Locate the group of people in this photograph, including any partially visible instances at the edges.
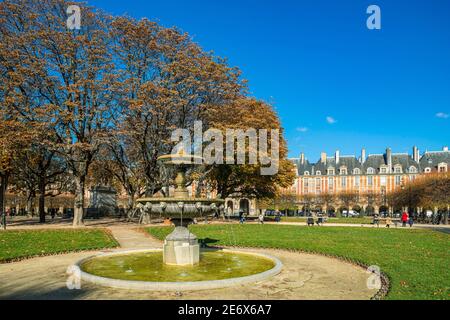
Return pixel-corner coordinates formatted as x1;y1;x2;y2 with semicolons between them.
238;210;281;224
306;213;325;226
373;211;414;228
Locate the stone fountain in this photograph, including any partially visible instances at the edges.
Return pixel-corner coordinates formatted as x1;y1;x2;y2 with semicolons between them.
74;149;282;291
136;150;224;266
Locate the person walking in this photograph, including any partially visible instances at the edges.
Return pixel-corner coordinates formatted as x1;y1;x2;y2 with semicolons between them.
239;210;245;224
275;210;281;223
258;213;264;224
373;213;380;228
385;216;392;228
408;213;414;228
401;211;408;227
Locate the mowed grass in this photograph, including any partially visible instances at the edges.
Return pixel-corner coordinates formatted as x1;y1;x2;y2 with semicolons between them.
147;224;450;300
277;216;373;224
0;229;118;263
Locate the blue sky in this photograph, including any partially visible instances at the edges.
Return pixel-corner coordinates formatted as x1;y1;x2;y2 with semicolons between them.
88;0;450;160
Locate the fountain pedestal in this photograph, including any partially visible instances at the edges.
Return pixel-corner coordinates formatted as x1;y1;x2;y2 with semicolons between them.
163;219;199;265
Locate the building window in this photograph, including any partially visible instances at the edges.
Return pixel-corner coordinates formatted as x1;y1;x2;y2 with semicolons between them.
316;171;321;176
303;178;309;193
409;166;417;173
327;168;335;175
309;178;314;193
424;167;431;173
380;167;387;174
328;177;334;191
380;176;387;186
304;171;310;176
355;176;360;187
438;163;447;172
367;167;374;174
316;178;321;193
394;166;402;174
341;177;347;188
395;175;401;186
353;168;361;175
368;176;373;186
340;167;347;175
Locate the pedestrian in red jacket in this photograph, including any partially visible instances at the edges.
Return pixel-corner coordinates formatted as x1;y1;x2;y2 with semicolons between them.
401;211;408;227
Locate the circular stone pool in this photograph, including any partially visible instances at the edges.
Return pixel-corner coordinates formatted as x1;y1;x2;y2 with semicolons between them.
76;249;282;291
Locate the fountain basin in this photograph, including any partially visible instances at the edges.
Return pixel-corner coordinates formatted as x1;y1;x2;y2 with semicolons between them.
75;248;282;291
136;198;225;219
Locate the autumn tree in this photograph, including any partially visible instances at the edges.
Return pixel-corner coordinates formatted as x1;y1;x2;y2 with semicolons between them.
317;192;335;213
337;191;359;216
0;0;120;226
110;16;244;197
0;0;296;225
203;98;296;199
390;173;450;224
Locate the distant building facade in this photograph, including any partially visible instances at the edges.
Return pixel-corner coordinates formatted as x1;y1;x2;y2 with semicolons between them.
286;146;449;214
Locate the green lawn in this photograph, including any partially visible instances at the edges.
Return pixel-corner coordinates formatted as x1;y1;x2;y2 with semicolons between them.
147;224;450;300
0;229;118;263
277;216;373;224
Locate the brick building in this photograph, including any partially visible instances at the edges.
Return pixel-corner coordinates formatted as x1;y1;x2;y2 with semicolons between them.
286;146;449;215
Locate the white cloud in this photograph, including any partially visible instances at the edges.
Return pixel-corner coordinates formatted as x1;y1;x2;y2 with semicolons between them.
326;116;337;124
436;112;449;119
296;127;308;132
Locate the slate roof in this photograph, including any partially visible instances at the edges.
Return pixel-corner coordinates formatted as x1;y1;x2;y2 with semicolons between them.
391;153;420;173
290;158;313;175
363;154;385;173
419;151;450;172
292;148;449;176
292;151;433;176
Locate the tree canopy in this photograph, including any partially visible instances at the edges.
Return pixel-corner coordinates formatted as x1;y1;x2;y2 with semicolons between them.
0;0;295;225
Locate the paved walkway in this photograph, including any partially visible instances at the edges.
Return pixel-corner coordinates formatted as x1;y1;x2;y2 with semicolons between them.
0;226;379;300
107;226;162;249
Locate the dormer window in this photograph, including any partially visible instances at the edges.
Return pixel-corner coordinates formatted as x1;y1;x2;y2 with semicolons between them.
367;167;375;174
304;171;310;176
424;167;431;173
409;166;417;173
353;168;361;175
380;167;387;174
394;166;402;174
316;171;321;176
340;167;347;175
438;163;447;172
327;168;335;175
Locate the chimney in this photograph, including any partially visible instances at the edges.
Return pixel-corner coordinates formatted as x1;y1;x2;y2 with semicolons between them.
386;147;392;170
413;146;420;162
300;153;305;165
361;148;366;164
335;150;340;165
444;146;449;152
320;152;327;164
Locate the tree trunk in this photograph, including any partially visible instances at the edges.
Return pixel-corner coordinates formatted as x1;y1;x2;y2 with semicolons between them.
38;178;46;223
0;174;8;229
73;175;85;227
126;193;135;215
26;191;35;217
444;207;449;225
